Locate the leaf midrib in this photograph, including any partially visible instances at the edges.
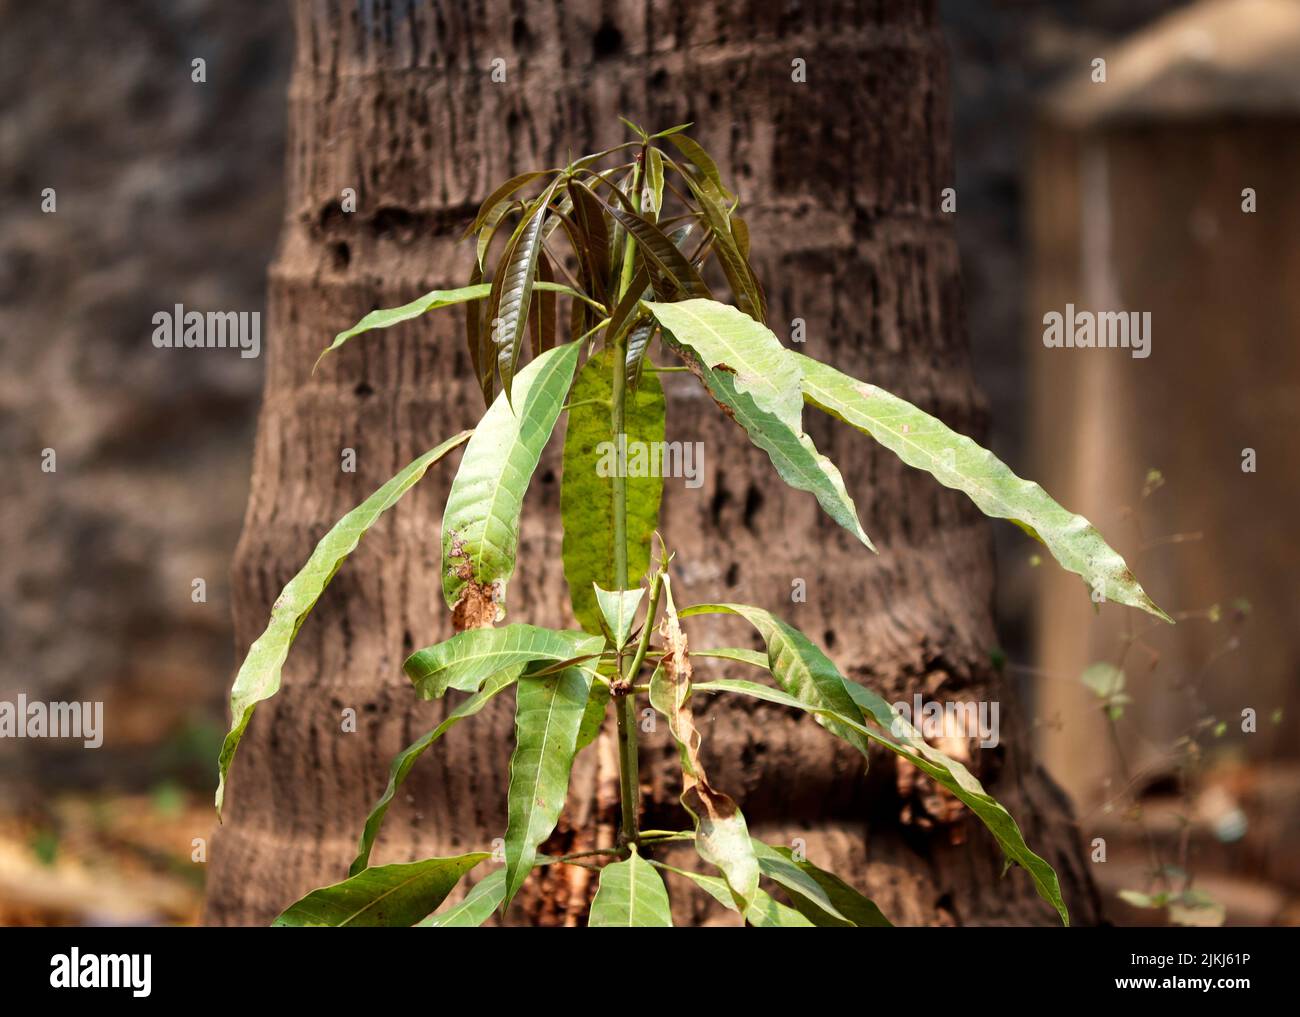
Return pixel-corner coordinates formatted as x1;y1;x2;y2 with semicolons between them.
662;301;790;412
469;346;569;589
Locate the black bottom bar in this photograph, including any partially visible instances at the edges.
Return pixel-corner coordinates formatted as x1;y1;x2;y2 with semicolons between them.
0;925;1293;1004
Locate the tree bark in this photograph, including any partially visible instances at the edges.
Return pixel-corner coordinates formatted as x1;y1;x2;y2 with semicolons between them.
205;0;1100;927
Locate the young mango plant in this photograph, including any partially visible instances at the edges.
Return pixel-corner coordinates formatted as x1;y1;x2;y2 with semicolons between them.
216;121;1170;928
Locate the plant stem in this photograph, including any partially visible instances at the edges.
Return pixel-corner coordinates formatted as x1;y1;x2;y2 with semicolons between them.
550;847;624;865
574;315;612;347
613;693;639;845
610;151;645;846
626;560;667;680
637;831;694;844
561;398;609;413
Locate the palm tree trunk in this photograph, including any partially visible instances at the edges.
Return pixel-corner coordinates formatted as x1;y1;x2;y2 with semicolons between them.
205;0;1100;927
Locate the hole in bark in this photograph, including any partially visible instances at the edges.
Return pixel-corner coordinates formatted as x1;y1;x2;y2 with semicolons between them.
742;482;764;531
370;207;416;236
318;203;346;231
540;468;556;484
331;241;351;270
824;629;837;649
709;483;731;525
592;19;623;59
650;68;668;90
725;562;739;586
511;16;534;54
354;381;374;398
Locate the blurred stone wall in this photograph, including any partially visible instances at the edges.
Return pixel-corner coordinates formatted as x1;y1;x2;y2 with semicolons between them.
940;0;1187;649
0;0;290;791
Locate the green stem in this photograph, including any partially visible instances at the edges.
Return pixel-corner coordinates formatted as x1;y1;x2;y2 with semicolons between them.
611;151;645;846
613;691;639;845
534;281;607;316
637;831;694;844
626;560;667;681
575;315;612;347
561;398;609;413
550;847;625;865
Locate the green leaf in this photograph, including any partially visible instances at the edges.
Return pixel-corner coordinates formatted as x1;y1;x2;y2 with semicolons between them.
656;863;813;927
419;868;506;927
273;853;488;927
749;839;851;924
560;347;665;633
403;624;604;700
215;431;471;817
624;320;657;388
744;887;818;927
648;302;871;550
618;116;650;141
681;604;871;761
1118;889;1163;909
492;179;562;399
604;167;636;282
797;354;1171;623
461;170;549;240
667;222;698;259
692;678;805;711
317;278;585;372
646;299;800;427
686;608;1068;924
847;678;1070;924
587;185;710;299
651;122;694;139
350;668;519;875
643;147;665;220
503;667;593;907
1081;663;1125;699
679;178;765;321
316;285;490;369
768;847;893;927
543;187;576;244
685;603;1067;924
708;361;870;548
731;214;751;258
476;200;514;272
575;681;611;752
464;263;494;408
594;585;645;650
588;851;673;927
566;179;612;307
442;341;581;624
665;134;733;202
692;648;771;670
527;249;558;357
